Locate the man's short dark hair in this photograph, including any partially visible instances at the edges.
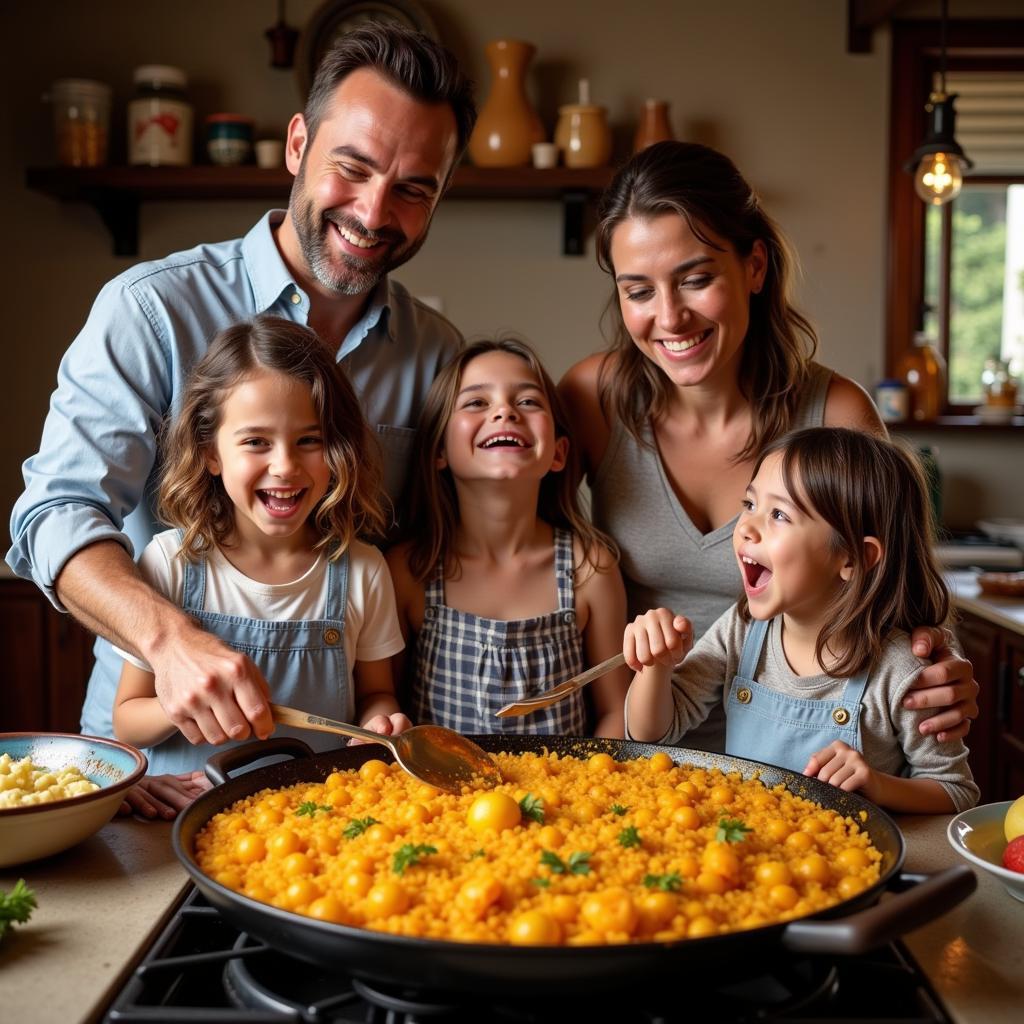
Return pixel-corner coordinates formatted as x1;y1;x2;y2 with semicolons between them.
304;24;476;160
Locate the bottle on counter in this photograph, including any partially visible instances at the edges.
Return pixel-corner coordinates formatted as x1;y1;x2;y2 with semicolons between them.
899;331;947;422
128;65;193;166
48;78;111;167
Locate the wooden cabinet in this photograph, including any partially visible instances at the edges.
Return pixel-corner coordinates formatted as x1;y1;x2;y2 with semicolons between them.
956;608;1024;803
0;579;95;733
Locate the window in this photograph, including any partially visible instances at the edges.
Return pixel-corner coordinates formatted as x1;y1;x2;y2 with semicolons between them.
887;20;1024;415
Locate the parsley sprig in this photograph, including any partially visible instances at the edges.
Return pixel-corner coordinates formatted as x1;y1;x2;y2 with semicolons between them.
295;801;332;817
342;816;379;839
716;818;753;843
643;872;683;892
518;793;545;824
540;849;592;875
0;880;37;942
393;843;437;875
618;826;642;848
609;803;629;816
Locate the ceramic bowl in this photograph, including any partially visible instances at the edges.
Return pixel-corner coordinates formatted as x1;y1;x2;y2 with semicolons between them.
947;800;1024;903
0;733;147;868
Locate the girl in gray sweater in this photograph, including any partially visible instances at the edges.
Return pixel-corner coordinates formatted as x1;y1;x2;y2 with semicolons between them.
625;427;978;814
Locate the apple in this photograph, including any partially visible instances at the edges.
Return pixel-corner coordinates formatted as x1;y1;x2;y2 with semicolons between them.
1005;794;1024;842
1002;835;1024;875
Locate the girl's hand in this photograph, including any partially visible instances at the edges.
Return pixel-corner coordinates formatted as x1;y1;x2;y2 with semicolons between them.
117;771;212;819
351;712;414;743
803;741;872;793
904;627;979;741
623;609;692;672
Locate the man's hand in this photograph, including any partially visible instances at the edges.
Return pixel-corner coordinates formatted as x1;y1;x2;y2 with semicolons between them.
803;741;872;794
904;626;979;742
149;625;274;745
117;771;212;819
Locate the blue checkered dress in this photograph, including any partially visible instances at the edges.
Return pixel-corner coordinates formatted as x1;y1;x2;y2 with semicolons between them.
411;528;588;735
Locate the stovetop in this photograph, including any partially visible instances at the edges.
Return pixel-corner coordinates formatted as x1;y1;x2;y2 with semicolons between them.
103;887;952;1023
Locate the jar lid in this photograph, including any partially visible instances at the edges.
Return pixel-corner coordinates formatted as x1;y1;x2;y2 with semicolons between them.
49;78;112;100
558;103;605;114
206;113;254;124
133;64;188;88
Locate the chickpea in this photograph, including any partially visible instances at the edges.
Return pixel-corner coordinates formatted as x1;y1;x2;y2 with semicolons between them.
649;752;674;773
769;884;799;910
365;881;409;917
283;878;319;910
537;825;563;849
672;806;701;830
233;832;266;864
754;861;792;887
359;759;390;782
307;895;347;924
581;888;638;936
637;891;677;933
342;870;374;899
835;847;871;872
794;854;831;884
784;830;815;853
282;852;313;878
587;753;617;773
467;792;522;833
267;829;303;858
509;911;562;945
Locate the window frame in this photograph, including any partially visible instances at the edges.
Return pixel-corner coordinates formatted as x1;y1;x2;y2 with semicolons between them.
886;18;1024;416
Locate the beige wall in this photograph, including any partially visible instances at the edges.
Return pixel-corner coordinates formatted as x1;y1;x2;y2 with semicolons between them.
3;0;1021;544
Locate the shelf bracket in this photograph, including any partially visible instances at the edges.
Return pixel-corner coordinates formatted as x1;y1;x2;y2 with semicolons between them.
562;191;588;257
92;195;140;257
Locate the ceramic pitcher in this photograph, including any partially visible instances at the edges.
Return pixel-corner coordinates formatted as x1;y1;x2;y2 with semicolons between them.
468;40;544;167
633;99;674;152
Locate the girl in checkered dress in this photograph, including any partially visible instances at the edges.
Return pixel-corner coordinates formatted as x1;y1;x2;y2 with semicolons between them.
387;338;632;737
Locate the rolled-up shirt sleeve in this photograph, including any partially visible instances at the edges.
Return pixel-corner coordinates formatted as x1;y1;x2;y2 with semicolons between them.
7;278;173;608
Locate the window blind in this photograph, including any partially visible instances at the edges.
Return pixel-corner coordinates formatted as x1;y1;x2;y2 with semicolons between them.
938;72;1024;175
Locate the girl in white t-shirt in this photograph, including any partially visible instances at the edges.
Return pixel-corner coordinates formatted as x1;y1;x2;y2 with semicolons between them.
113;315;407;791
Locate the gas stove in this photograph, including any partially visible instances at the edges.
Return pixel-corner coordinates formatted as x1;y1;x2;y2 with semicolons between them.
102;887;951;1023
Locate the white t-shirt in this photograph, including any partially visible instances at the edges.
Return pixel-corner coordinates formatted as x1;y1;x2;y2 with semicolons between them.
117;530;404;713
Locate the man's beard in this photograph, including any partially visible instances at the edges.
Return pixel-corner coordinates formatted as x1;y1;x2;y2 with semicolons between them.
290;164;427;296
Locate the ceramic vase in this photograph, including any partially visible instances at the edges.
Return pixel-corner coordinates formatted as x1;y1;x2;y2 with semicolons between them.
468;40;544;167
633;99;673;152
555;104;612;168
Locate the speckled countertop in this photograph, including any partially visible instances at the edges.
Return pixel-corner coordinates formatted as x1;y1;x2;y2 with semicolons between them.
0;814;1021;1023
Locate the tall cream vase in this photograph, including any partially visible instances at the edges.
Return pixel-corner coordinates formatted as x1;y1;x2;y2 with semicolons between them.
468;40;544;167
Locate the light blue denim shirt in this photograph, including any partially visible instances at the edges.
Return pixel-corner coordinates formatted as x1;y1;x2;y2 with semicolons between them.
7;209;461;738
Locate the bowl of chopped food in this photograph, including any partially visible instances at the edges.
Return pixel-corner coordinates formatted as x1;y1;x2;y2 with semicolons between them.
0;733;147;867
947;801;1024;903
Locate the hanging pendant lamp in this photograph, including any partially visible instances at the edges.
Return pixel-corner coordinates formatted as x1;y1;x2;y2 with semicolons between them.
903;0;973;206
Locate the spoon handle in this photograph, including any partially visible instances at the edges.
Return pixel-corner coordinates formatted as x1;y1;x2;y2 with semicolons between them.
270;703;393;750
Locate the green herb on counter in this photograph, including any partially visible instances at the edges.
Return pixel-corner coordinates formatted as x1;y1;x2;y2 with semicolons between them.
0;880;37;941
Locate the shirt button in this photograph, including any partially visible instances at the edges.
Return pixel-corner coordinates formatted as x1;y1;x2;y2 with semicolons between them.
324;628;341;645
562;611;575;625
290;292;301;304
832;707;850;725
736;687;752;705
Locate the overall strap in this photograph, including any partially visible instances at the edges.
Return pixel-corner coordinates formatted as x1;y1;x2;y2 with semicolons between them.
839;664;871;708
424;560;446;606
325;547;350;624
736;617;771;680
553;528;575;611
178;529;207;611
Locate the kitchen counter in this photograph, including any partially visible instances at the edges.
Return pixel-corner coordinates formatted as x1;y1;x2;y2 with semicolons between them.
948;569;1024;636
1;813;1022;1023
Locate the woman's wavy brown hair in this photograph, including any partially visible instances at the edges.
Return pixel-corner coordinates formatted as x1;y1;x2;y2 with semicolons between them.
595;140;817;463
739;427;950;676
403;337;618;582
158;315;386;561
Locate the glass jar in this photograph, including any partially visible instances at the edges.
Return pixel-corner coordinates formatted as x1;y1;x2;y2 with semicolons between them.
128;65;193;166
49;78;111;167
898;332;947;422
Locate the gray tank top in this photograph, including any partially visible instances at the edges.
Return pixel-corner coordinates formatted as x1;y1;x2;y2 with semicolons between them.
591;361;833;751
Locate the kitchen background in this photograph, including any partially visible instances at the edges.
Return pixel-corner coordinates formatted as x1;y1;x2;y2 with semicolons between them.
2;0;1022;538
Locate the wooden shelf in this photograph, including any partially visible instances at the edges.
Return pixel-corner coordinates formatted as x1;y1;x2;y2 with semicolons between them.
26;164;615;257
889;415;1024;432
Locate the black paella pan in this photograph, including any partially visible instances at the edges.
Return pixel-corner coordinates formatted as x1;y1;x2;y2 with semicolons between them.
173;735;975;996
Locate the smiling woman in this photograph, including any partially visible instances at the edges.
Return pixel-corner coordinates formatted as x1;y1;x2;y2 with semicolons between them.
559;140;980;756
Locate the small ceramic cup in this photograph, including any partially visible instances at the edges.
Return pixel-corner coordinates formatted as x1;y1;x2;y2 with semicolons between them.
206;113;254;166
255;138;285;169
531;142;559;169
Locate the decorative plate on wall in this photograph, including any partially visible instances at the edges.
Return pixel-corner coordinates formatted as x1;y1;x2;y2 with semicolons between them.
295;0;441;99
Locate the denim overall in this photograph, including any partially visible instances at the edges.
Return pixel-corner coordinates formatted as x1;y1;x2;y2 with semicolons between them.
144;544;352;775
724;618;869;773
412;528;587;735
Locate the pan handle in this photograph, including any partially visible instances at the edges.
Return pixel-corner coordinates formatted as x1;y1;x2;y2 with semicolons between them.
781;865;976;955
205;737;315;786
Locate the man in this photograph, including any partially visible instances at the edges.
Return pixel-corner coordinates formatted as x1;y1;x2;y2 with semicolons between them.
7;25;476;814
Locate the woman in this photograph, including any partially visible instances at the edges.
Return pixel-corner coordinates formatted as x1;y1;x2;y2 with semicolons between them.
559;141;977;753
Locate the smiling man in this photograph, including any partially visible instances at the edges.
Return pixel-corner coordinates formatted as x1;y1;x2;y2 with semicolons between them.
7;26;475;815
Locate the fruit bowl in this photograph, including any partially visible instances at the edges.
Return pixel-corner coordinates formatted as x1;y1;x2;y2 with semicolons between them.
947;801;1024;903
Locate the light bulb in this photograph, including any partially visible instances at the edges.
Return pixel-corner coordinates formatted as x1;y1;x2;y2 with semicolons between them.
913;151;965;205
